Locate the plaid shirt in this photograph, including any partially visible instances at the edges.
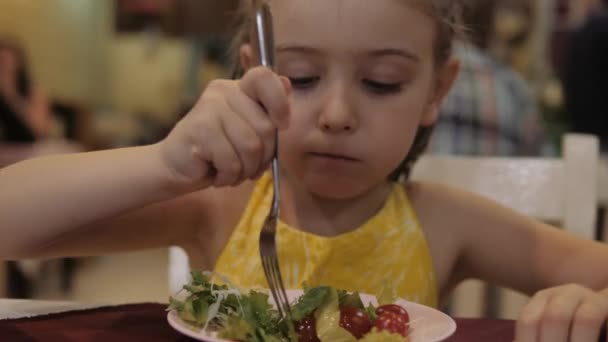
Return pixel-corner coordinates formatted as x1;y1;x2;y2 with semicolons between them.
429;43;545;156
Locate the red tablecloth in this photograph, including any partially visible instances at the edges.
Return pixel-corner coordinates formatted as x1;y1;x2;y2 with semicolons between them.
0;303;515;341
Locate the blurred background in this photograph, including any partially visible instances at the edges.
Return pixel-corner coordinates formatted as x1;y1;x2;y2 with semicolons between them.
0;0;607;318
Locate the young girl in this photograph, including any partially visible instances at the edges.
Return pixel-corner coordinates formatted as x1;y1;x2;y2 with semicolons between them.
1;1;608;341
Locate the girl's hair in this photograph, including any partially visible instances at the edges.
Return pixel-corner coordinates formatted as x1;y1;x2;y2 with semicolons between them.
229;0;463;181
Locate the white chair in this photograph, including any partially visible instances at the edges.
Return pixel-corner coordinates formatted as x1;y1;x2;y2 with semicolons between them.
168;246;191;295
410;133;600;319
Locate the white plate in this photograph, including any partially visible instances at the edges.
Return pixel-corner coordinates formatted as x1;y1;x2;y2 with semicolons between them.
167;290;456;342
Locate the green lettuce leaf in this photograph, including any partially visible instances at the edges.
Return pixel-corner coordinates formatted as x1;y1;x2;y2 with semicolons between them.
291;286;330;321
241;291;280;333
191;270;208;286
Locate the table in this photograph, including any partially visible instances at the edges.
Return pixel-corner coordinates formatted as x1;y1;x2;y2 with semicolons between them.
0;300;515;341
0;299;104;320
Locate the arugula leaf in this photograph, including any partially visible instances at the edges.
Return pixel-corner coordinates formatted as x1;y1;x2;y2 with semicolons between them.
179;298;197;323
339;291;365;310
183;284;207;293
168;297;184;311
192;296;210;324
220;293;241;315
191;271;208;286
241;291;278;331
279;319;299;342
263;335;287;342
365;303;377;321
291;286;330;321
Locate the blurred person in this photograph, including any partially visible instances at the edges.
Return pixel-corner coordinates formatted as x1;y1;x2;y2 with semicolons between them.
564;0;608;245
563;0;608;152
428;0;549;318
0;38;52;143
0;38;58;299
429;0;547;156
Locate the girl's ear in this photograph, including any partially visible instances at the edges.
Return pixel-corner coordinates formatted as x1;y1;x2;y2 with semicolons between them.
420;57;461;126
239;44;256;71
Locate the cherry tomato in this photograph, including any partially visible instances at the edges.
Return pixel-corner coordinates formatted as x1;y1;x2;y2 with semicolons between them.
376;304;410;323
295;315;320;342
339;307;373;339
373;312;409;337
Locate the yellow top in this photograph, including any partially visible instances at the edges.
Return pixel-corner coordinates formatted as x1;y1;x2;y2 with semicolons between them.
214;174;438;307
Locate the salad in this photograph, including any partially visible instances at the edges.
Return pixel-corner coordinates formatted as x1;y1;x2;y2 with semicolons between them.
168;271;411;342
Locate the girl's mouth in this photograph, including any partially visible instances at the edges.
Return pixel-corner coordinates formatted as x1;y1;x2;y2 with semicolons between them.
309;152;358;162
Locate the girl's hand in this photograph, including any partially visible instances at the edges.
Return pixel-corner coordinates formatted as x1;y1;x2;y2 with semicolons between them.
516;284;608;342
159;66;291;191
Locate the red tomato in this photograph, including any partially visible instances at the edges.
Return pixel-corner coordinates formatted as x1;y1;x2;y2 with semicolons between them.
339;307;373;339
376;304;410;323
295;315;320;342
373;312;409;337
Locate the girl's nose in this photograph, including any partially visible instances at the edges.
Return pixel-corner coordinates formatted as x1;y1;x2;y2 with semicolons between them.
317;84;358;133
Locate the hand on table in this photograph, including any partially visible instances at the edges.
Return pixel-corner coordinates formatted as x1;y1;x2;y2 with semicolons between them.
515;284;608;342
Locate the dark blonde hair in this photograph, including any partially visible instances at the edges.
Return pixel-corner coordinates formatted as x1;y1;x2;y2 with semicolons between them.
228;0;463;181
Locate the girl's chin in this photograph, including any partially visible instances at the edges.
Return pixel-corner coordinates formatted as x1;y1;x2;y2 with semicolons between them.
297;173;380;200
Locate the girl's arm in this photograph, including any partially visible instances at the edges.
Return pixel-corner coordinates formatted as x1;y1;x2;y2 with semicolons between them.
462;192;608;294
423;182;608;294
0;67;290;261
0;144;192;259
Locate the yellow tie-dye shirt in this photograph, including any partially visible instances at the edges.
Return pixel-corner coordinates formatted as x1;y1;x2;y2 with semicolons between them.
214;174;438;308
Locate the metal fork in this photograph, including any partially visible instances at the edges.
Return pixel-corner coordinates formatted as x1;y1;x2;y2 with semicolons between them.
255;2;292;321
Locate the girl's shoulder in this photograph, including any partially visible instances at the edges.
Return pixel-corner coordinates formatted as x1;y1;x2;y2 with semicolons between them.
403;180;538;290
403;181;478;291
405;180;503;220
404;180;522;236
405;180;474;218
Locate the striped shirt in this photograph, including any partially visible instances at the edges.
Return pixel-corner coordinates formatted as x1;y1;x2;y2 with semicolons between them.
429;43;546;156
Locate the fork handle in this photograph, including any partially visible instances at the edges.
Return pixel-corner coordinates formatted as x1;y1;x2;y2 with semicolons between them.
255;4;275;69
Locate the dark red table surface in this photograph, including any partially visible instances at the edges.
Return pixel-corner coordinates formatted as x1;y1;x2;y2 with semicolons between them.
0;303;515;342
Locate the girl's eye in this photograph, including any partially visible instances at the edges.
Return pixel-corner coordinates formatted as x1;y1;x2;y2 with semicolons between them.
288;77;320;89
363;79;403;94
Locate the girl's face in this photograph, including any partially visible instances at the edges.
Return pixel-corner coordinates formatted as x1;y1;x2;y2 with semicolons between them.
243;0;459;199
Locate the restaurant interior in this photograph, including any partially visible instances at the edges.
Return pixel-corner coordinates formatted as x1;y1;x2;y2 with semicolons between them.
0;0;607;334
